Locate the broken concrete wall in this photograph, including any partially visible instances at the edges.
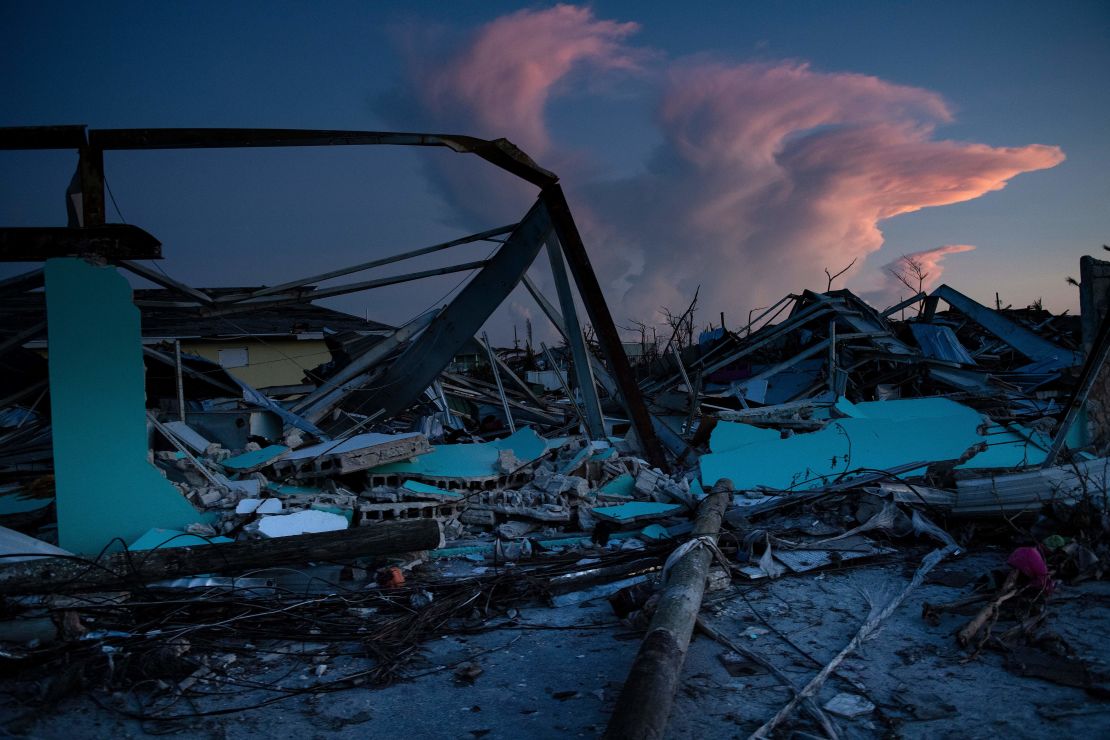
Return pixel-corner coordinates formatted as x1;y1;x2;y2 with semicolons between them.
45;258;200;554
1081;255;1110;452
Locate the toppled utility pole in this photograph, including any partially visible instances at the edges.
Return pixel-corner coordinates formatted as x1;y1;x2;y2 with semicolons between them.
605;479;733;740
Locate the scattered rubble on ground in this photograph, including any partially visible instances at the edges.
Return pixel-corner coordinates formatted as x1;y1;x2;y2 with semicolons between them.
0;127;1108;738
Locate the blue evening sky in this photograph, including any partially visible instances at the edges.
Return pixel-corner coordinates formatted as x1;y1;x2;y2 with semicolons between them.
1;1;1107;336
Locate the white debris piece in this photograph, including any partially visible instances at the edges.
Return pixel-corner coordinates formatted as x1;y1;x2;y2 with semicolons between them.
258;510;347;538
257;497;282;514
236;498;282;515
216;474;261;496
497;448;523;474
0;525;73;563
824;693;875;718
634;468;663;497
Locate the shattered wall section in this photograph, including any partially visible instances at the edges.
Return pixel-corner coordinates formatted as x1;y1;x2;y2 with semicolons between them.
1081;256;1110;453
45;258;200;554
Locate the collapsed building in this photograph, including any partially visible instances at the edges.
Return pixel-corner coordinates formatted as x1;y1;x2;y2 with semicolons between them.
0;126;1107;738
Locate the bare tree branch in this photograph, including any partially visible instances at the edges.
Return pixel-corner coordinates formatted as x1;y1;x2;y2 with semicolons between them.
824;258;858;291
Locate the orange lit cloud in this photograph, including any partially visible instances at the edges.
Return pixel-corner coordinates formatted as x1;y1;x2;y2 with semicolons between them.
383;6;1066;329
412;4;643;158
386;4;646;225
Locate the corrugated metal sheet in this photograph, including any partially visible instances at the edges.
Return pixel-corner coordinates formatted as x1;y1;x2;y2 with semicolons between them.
909;323;976;364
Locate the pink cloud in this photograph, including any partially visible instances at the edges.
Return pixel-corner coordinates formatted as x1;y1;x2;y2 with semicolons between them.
386;4;646;229
591;61;1064;320
383;7;1066;332
413;4;644;158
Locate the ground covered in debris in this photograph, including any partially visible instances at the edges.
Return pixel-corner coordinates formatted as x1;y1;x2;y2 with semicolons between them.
3;550;1107;739
4;220;1110;738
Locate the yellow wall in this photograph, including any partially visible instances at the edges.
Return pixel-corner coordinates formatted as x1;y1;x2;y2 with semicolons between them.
180;338;332;388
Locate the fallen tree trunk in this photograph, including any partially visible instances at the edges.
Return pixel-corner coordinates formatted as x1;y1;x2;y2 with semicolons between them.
604;480;733;740
0;518;443;595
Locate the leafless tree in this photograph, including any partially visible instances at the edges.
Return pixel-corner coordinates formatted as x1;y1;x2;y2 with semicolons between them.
660;286;700;352
883;254;931;316
619;319;653;367
886;254;929;294
824;258;858;291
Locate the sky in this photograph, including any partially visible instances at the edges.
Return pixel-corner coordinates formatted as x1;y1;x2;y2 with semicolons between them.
2;1;1108;343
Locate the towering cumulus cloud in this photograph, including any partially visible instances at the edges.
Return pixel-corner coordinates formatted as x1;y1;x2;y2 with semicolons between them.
388;5;647;223
603;61;1063;318
415;4;642;158
385;4;1065;329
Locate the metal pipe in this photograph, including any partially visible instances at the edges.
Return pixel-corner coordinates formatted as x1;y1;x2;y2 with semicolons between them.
482;332;515;433
544;236;606;440
174;339;186;422
541;341;587;431
239;224;517;301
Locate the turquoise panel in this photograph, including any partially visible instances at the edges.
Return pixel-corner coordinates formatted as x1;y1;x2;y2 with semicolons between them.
701;402;987;491
600;473;636;498
45;258;201;554
222;445;288;471
372;427;548;479
402;480;462;498
592;501;682;523
709;422;780;453
129;527;232;551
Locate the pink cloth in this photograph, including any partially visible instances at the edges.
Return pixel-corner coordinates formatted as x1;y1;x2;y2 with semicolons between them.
1007;546;1054;594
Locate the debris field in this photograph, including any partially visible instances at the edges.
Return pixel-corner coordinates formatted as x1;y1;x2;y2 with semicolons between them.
0;126;1107;738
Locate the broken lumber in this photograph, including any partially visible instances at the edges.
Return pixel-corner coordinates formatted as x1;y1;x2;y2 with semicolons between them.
696;616;840;740
0;518;442;595
957;569;1020;648
749;543;958;739
604;480;732;740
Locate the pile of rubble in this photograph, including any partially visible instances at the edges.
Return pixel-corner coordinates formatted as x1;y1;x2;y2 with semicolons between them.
1;126;1107;738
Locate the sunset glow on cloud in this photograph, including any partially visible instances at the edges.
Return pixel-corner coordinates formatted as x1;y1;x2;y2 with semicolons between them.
389;4;1066;327
412;4;644;158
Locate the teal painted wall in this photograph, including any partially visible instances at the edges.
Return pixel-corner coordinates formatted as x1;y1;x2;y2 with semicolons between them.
45;258;200;554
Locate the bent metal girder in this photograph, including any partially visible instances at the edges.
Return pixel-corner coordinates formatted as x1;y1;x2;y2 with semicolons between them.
0;126;667;469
